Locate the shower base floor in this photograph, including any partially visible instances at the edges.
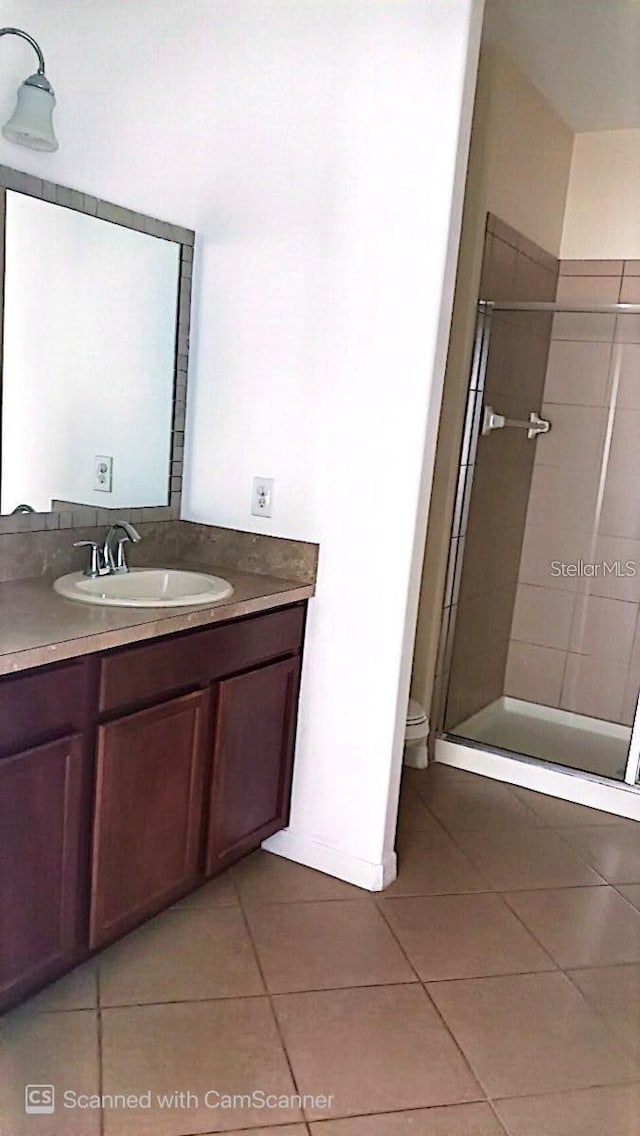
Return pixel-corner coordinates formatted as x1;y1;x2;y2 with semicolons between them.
450;696;631;781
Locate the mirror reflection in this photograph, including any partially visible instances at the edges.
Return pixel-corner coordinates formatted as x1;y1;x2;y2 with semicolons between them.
1;190;181;514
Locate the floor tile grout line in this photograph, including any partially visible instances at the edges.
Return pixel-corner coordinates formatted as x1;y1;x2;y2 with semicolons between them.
495;890;575;972
610;882;640;910
564;959;640;974
483;1077;640;1105
487;1097;512;1135
375;890;558;982
236;888;307;1122
420;982;494;1104
419;797;610;891
486;1071;640;1103
403;796;518;894
410;773;550;828
372;893;428;986
561;965;640;1065
301;1097;490;1127
377;892;545;1109
547;823;619;882
371;843;491;1101
96;963;105;1136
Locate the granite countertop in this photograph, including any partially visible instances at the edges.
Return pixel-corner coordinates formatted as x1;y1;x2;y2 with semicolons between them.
0;561;313;676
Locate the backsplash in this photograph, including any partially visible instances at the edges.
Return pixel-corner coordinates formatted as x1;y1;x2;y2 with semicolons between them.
0;520;318;587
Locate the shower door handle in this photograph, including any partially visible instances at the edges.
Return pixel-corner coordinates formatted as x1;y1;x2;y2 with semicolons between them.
482;405;551;440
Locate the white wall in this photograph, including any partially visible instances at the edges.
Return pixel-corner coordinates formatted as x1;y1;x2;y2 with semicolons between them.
562;129;640;259
2;192;177;513
0;0;481;889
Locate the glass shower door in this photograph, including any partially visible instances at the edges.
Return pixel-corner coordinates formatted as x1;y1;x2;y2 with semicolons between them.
442;301;640;785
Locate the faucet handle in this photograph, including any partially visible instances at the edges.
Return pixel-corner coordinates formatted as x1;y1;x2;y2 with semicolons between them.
73;540;103;578
112;534;134;572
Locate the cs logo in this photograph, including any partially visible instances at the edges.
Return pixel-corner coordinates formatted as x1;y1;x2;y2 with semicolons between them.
25;1085;55;1114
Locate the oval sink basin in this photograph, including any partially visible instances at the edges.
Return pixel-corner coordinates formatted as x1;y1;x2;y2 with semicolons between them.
54;568;234;608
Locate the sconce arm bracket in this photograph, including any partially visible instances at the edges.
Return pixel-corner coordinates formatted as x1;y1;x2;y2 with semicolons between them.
0;27;46;75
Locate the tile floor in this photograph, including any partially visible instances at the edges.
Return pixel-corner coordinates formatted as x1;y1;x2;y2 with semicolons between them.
3;763;640;1134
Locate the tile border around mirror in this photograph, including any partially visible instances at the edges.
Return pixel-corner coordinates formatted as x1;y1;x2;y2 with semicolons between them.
0;163;195;535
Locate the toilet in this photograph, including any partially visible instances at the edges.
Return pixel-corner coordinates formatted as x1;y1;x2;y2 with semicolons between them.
404;698;429;769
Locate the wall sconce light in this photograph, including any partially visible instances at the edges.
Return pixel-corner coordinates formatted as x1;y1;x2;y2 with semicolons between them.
0;27;57;152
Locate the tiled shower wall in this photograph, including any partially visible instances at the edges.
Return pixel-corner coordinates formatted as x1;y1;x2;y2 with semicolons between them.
505;259;640;726
442;216;558;730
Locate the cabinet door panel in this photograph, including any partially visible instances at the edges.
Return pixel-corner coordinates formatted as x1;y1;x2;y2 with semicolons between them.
90;690;207;949
206;657;300;874
0;735;84;1006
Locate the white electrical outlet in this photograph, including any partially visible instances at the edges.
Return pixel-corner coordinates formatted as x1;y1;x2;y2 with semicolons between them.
251;477;274;518
94;455;113;493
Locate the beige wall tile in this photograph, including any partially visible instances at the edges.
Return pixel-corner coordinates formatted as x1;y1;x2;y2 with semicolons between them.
450;592;514;666
513;254;557;302
458;520;525;601
518;523;586;592
608;410;640;478
560;260;624;276
599;473;640;540
505;641;566;705
481;234;517;298
444;644;509;728
511;583;575;650
535;404;607;471
526;463;599;535
622;671;640;726
552;312;616;341
543;340;612;406
619;276;640;303
616;343;640;409
556;275;621;304
569;594;637;661
615;314;640;343
561;653;628;722
584;535;640;602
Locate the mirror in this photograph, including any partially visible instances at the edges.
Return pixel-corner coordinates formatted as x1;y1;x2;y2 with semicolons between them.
0;174;191;520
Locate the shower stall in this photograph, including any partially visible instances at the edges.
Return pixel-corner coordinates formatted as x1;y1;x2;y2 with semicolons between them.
435;286;640;819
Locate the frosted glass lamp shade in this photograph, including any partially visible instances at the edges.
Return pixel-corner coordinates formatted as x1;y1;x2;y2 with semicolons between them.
3;73;58;152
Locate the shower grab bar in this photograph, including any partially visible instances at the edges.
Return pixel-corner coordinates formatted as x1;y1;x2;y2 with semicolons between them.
482;405;551;440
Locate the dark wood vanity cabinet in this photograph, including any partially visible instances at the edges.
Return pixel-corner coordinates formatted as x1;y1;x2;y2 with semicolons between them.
0;602;306;1008
206;656;301;874
90;690;209;949
0;736;85;1004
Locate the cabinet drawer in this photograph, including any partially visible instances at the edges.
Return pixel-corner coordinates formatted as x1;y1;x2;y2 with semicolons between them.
99;605;305;713
0;660;92;758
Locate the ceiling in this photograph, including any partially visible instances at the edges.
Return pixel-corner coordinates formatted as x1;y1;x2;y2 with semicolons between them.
483;0;640;132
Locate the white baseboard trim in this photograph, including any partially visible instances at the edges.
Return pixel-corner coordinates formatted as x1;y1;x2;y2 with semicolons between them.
262;828;397;892
436;737;640;821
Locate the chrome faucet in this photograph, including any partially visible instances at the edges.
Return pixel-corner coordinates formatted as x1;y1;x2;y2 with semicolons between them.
103;521;142;574
74;520;142;578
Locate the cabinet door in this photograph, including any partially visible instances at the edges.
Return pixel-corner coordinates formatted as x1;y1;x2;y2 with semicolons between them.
90;690;207;949
0;735;84;1007
206;657;301;874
